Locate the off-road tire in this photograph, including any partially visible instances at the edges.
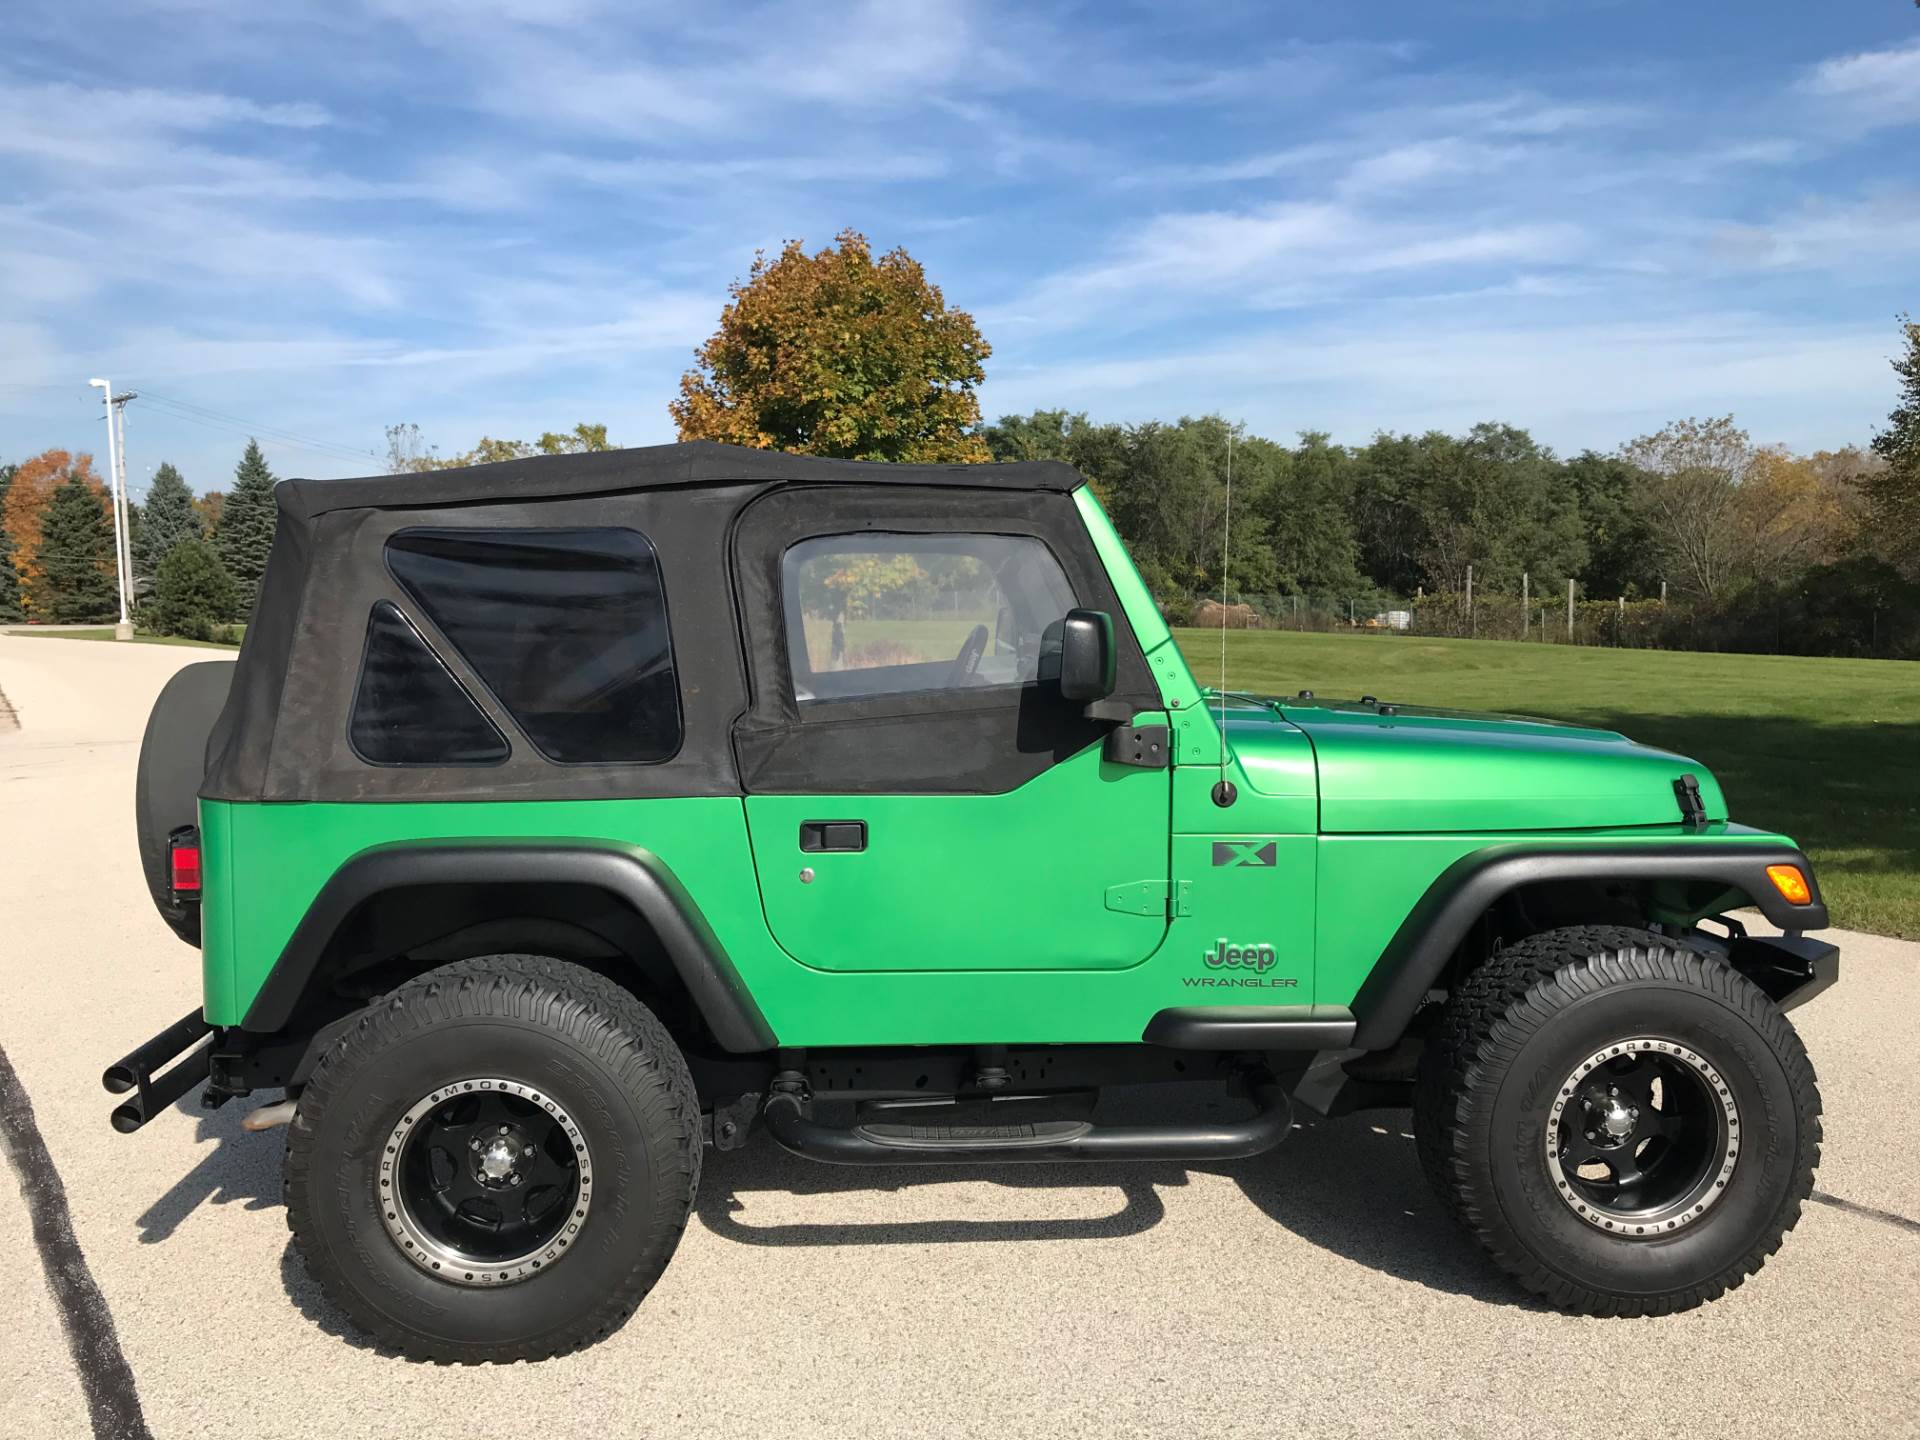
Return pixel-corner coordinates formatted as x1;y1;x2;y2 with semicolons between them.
286;955;701;1362
1413;925;1820;1315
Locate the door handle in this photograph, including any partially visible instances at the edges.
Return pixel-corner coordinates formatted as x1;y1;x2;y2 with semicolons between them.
800;820;867;853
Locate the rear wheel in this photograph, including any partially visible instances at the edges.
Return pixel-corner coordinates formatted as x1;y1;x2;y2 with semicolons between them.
286;955;700;1361
1414;925;1820;1314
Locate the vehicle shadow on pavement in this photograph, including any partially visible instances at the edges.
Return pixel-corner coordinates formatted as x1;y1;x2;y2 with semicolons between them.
697;1142;1181;1247
698;1105;1542;1310
280;1239;368;1349
129;1094;1541;1353
134;1096;282;1243
1215;1111;1546;1308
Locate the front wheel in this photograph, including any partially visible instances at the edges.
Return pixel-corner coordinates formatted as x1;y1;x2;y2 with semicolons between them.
285;956;701;1361
1414;925;1821;1315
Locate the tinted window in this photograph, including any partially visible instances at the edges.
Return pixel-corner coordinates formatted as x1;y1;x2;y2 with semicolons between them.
783;532;1078;703
386;527;681;764
349;601;510;766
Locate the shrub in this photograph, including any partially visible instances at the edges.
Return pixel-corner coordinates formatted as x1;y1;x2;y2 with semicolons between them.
148;541;238;641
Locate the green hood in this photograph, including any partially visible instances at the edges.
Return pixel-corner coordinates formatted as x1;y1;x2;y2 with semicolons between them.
1221;695;1725;834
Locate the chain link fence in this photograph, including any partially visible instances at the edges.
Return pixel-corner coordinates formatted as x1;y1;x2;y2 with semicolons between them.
1160;584;1918;658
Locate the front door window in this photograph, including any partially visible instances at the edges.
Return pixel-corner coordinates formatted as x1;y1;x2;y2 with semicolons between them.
783;532;1077;704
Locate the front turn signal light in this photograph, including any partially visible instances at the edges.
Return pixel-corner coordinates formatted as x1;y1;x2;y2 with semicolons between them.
1766;864;1812;906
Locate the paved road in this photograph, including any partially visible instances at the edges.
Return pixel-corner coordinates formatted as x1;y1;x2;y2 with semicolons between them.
1;634;1915;1440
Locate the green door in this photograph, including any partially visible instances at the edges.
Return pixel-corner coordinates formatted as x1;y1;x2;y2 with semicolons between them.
735;514;1173;973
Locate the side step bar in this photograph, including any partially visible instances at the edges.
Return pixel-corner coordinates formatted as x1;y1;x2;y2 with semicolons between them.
101;1008;213;1134
761;1075;1292;1166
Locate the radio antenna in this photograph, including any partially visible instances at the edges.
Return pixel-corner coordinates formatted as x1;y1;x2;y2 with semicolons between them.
1215;425;1235;805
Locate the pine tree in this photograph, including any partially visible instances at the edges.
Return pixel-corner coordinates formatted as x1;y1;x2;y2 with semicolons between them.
1868;314;1920;579
36;476;118;622
0;464;21;623
134;461;203;588
214;440;278;618
148;540;238;641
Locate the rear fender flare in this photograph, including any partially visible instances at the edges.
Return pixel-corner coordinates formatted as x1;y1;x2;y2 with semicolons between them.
240;839;776;1052
1349;842;1827;1050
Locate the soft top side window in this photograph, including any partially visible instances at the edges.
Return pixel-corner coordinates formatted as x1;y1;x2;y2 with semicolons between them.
348;600;510;766
782;531;1078;704
385;526;682;765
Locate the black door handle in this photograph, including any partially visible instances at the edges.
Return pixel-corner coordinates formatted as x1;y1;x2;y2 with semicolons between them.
800;820;867;853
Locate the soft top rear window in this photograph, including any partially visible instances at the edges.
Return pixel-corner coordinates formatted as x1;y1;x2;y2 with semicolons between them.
385;526;682;765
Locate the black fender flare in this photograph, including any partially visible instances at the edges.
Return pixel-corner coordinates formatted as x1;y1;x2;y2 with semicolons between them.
240;839;777;1052
1349;841;1828;1050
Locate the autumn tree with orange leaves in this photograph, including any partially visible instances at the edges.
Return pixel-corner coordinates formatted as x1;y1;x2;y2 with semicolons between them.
0;449;108;616
671;230;991;463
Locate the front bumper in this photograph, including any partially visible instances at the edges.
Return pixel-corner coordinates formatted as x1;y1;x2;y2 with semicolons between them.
1729;931;1840;1013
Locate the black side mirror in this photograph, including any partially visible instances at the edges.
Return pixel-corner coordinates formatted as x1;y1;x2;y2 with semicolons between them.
1058;608;1115;702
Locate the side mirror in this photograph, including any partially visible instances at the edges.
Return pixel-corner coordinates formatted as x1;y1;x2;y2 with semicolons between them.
1058;608;1115;702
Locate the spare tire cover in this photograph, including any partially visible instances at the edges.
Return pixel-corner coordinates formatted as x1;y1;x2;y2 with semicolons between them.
135;660;235;946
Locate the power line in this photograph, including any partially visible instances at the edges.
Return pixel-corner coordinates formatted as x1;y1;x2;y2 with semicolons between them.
131;399;377;467
2;381;380;466
131;387;379;465
138;393;378;464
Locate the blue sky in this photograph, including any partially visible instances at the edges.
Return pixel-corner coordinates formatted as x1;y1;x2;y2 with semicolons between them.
1;1;1916;498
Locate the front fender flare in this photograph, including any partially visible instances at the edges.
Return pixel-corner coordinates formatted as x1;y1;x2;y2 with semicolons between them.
1349;842;1828;1050
240;839;776;1052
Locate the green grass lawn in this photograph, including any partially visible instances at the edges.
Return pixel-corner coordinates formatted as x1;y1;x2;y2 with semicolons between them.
1;626;240;649
1173;628;1920;939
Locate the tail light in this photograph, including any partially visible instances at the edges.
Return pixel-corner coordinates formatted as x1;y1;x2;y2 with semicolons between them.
168;826;202;901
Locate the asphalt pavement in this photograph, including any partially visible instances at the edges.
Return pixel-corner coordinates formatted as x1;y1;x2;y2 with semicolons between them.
1;633;1915;1440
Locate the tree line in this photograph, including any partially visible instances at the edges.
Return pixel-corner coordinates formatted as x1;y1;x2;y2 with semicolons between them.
978;410;1913;657
0;440;279;640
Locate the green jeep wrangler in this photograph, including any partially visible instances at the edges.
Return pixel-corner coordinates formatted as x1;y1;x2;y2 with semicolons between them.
109;441;1836;1361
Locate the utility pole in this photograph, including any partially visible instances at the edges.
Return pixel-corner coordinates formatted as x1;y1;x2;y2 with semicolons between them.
1522;571;1529;640
1567;577;1575;641
113;395;134;607
1465;565;1474;638
87;379;136;639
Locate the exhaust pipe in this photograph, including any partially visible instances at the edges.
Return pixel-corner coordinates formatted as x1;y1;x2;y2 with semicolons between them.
102;1008;210;1095
108;1035;214;1134
241;1099;297;1132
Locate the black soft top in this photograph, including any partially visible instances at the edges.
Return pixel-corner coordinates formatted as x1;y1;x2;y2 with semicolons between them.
202;441;1093;804
278;440;1081;519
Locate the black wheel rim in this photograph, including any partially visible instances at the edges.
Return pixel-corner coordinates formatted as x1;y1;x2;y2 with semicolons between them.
380;1079;592;1286
1545;1037;1740;1237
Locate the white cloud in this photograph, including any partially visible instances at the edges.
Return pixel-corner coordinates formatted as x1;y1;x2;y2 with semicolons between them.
1801;39;1920;127
0;82;329;167
983;311;1893;454
1337;138;1526;197
988;199;1581;334
1709;190;1920;272
1468;97;1645;136
542;149;950;190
